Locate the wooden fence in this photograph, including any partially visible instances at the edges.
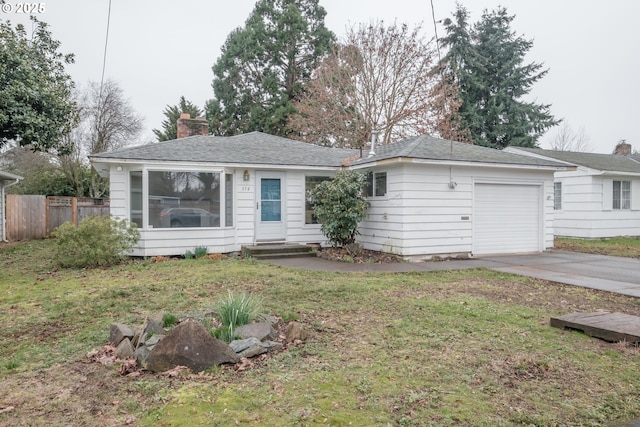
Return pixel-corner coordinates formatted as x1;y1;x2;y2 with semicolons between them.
5;195;110;241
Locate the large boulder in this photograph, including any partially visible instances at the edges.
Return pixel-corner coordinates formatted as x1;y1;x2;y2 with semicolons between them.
145;320;239;373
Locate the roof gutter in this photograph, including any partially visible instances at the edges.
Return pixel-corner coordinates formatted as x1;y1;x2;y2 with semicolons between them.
349;157;575;172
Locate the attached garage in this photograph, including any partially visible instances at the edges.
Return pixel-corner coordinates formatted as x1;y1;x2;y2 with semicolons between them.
474;183;542;255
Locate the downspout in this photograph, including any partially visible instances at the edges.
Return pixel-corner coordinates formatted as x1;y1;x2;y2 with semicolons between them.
1;178;21;242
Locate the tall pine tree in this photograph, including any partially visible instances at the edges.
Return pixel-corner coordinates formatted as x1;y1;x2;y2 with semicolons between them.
206;0;335;137
439;5;558;148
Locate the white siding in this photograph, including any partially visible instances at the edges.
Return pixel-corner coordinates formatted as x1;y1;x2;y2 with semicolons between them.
357;163;554;259
284;171;331;245
554;175;640;238
108;166;128;219
108;166;330;256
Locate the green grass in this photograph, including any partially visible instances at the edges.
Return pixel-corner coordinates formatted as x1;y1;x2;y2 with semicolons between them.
555;236;640;258
1;238;640;426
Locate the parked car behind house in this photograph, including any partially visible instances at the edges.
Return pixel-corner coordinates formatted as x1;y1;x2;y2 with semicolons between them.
159;207;220;228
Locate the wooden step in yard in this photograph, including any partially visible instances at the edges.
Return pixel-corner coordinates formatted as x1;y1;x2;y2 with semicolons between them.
241;244;317;260
550;312;640;343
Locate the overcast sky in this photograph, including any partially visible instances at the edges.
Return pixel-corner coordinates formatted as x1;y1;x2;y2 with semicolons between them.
5;0;639;154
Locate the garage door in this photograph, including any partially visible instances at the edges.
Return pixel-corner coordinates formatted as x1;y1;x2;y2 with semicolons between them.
474;183;541;255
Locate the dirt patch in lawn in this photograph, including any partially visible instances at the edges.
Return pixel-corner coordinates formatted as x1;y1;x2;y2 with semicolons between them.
3;273;640;426
0;361;155;426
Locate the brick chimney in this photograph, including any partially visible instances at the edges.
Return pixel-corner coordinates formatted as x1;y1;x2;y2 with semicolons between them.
613;141;632;155
176;113;209;139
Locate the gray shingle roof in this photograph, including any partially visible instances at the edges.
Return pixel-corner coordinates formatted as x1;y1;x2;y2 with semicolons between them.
90;132;360;168
91;132;566;169
353;135;566;168
511;147;640;173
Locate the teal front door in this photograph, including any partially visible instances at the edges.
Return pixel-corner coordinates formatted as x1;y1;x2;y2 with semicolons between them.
256;172;286;241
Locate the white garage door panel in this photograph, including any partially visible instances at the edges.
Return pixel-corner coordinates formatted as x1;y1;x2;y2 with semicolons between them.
475;184;540;255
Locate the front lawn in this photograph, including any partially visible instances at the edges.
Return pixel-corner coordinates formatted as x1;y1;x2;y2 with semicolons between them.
1;239;640;426
555;236;640;258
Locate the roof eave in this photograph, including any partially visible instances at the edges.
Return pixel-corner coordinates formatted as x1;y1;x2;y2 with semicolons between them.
349;157;572;171
89;157;344;172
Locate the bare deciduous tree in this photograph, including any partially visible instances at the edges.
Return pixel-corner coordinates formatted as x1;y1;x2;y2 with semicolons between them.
58;80;144;197
427;65;470;142
85;80;144;154
548;121;592;152
290;21;457;147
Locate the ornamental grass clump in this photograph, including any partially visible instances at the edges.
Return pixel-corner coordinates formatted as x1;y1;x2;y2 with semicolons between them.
212;291;262;342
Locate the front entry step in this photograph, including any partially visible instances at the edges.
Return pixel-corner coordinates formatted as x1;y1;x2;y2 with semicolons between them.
241;244;317;260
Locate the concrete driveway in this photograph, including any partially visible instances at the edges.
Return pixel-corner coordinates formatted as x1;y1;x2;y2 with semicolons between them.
479;251;640;297
266;250;640;297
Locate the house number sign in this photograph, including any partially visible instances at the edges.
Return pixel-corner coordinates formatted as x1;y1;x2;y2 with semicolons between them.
239;186;252;192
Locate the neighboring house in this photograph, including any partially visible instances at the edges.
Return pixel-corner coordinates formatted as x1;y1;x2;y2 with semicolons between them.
0;170;22;242
505;146;640;238
90;132;568;259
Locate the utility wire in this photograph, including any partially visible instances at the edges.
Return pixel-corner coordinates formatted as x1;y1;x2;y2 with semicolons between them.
429;0;454;154
430;0;442;62
99;0;112;102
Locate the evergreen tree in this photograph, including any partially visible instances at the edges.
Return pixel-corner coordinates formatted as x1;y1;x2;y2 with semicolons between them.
153;96;203;141
0;17;78;153
206;0;335;137
439;5;559;148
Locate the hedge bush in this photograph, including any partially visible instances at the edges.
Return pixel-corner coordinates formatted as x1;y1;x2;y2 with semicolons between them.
52;216;139;268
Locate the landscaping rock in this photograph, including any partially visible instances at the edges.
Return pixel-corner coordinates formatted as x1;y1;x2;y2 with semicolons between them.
148;311;165;326
240;341;282;358
145;320;238;373
229;337;262;353
135;345;150;368
109;323;134;346
145;334;164;348
131;325;144;348
257;313;279;326
144;319;165;336
230;337;283;358
285;322;308;343
234;322;275;341
115;337;134;359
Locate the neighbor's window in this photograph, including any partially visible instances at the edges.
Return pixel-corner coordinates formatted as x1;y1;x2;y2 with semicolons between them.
305;176;331;224
364;172;387;197
148;171;221;228
130;171;142;227
613;180;631;210
553;182;562;210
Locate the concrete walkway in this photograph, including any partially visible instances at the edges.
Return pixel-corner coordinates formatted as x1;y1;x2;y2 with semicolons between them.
265;250;640;298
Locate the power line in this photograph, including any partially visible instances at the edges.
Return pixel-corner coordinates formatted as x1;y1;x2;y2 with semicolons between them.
99;0;112;102
430;0;442;62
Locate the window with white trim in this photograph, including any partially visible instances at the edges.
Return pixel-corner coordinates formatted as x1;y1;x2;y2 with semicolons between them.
364;172;387;197
148;171;222;228
613;180;631;210
305;176;331;224
553;182;562;210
